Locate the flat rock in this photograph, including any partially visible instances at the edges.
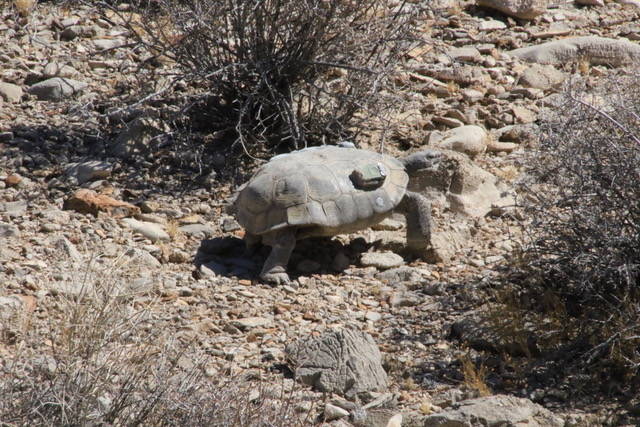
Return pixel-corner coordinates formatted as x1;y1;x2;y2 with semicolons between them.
427;222;472;263
63;189;140;218
93;38;126;50
360;252;404;270
510;36;640;66
0;200;28;217
447;47;481;62
28;77;87;101
518;64;566;90
0;82;23;102
179;223;215;238
477;0;548;19
375;266;422;283
421;394;563;426
479;19;507;31
64;161;112;184
231;316;273;331
122;218;170;242
286;328;388;398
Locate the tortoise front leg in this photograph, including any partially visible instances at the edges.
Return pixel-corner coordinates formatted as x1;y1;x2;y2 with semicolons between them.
397;191;432;253
260;229;296;285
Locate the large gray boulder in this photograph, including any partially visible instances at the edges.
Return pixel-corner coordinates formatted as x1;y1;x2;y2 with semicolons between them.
422;395;563;426
477;0;548;19
408;149;515;218
510;36;640;66
286;328;388;398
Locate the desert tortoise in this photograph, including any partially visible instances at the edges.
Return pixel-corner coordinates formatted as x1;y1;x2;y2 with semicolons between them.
233;145;440;284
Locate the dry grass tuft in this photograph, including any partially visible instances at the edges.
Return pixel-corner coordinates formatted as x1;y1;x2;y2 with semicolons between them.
0;254;309;425
460;353;491;397
13;0;36;16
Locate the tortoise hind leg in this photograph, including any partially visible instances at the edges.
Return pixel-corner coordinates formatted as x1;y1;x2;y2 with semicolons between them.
260;229;296;285
397;191;432;253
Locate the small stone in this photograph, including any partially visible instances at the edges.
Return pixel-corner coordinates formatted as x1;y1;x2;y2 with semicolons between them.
43;62;78;78
0;200;28;217
55;237;82;262
5;174;22;187
512;106;537;124
63;189;140;218
462;89;485;102
40;223;61;233
64;161;112;184
231;316;273;331
360;252;404;270
199;261;228;277
389;292;421;307
221;217;241;232
168;249;191;263
122;218;171;242
432;116;465;128
365;311;383;322
436;125;489;159
126;248;161;268
0;82;23;102
0;223;20;238
479;19;507;31
371;218;404;231
28;77;87;101
93;38;126;50
179;223;215;238
324;403;350;421
448;47;482;62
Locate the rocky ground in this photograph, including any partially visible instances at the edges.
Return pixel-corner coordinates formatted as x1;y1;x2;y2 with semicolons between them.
1;0;640;425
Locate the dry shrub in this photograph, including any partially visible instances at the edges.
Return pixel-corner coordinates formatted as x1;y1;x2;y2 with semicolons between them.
0;256;309;426
460;353;491;397
13;0;36;16
100;0;422;160
499;75;640;384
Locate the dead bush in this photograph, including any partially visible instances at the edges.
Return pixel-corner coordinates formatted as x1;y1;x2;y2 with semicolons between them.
99;0;421;161
499;75;640;385
0;256;309;426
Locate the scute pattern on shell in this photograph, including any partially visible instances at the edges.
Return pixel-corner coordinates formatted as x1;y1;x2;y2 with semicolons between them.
235;146;408;235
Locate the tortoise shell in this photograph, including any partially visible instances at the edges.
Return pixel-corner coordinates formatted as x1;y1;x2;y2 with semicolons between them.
234;146;408;237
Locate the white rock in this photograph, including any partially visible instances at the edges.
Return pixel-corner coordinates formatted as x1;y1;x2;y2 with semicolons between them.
324;403;350;421
360;252;404;270
121;218;170;242
436;125;489;159
479;19;507;31
0;82;23;102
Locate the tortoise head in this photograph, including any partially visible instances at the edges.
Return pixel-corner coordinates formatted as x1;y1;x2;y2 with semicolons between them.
400;149;442;176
